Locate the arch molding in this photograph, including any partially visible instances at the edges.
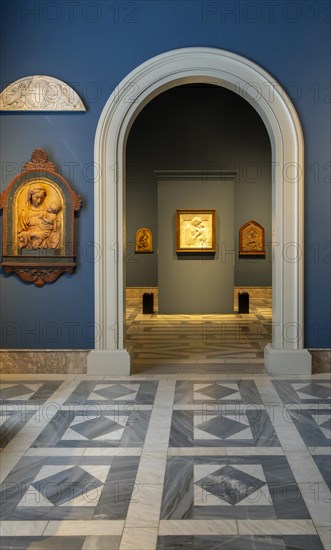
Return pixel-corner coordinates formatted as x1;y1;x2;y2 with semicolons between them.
88;47;312;375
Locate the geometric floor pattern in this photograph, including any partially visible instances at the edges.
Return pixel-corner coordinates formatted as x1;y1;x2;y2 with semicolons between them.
169;408;280;447
0;409;35;449
161;455;311;518
64;380;158;406
1;455;140;520
0;373;330;549
272;380;331;405
0;380;63;404
31;409;152;448
125;293;272;373
286;408;331;447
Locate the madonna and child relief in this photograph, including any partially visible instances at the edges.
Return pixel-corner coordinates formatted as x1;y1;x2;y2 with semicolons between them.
16;182;63;252
176;210;216;253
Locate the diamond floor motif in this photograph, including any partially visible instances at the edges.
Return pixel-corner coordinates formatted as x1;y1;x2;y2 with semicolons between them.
195;464;266;505
0;384;39;400
69;416;124;440
31;466;103;506
93;384;138;400
294;383;331;399
194;383;239;400
196;415;249;439
0;371;329;549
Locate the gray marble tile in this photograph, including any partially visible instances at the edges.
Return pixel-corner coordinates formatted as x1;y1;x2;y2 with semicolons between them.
174;380;262;405
0;371;329;546
0;410;35;449
0;381;63;404
0;537;86;549
161;457;193;519
93;456;140;520
193;505;278;520
82;535;121;549
0;456;46;519
316;526;331;550
160;456;311;521
283;535;325;549
196;416;247;439
1;384;38;400
287;408;331;446
0;455;139;521
312;455;331;488
195;464;266;505
70;416;123;439
169;411;194;447
156;534;324;549
64;381;158;405
272;380;331;404
169;409;279;447
296;383;330;400
32;465;103;506
31;409;152;448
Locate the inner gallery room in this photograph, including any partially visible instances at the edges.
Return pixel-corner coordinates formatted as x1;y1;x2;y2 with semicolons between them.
0;1;330;549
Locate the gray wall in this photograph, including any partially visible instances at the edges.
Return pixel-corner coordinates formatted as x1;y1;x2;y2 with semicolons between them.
158;178;234;314
126;84;271;288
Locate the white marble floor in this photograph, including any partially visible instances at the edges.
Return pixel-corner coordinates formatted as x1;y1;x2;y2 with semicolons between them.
125;293;272;374
0;371;330;549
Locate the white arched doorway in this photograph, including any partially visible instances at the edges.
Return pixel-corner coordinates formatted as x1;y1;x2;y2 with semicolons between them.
88;47;312;375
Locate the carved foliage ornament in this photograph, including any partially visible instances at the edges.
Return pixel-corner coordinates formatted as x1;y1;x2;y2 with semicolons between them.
0;76;86;111
0;149;83;286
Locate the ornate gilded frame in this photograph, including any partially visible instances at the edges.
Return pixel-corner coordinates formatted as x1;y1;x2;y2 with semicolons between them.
176;209;216;253
239;220;265;256
135;227;153;253
0;149;82;286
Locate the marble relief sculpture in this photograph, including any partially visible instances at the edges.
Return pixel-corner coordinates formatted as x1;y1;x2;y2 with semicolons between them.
0;75;86;111
176;210;216;253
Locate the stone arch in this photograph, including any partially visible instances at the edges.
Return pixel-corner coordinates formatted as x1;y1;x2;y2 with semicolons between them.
88;47;311;375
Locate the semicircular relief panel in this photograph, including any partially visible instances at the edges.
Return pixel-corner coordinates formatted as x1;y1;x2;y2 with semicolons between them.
0;75;86;111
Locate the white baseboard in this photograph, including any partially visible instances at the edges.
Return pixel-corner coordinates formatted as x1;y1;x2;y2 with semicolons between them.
264;343;312;375
87;349;131;375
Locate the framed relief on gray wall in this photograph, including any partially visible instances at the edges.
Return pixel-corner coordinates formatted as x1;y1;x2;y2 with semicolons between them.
135;227;153;253
239;220;265;255
176;210;216;253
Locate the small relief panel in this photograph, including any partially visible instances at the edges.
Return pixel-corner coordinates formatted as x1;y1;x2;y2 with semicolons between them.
135;227;153;253
176;210;216;253
239;220;265;256
0;149;82;286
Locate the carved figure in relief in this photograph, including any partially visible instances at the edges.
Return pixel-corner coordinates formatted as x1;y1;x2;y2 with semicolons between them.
38;201;62;248
136;227;153;253
246;229;259;250
184;216;209;246
17;185;62;249
138;229;150;250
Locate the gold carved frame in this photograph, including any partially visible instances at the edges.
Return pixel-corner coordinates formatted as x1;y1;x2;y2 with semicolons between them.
239;220;265;255
0;149;82;286
176;209;216;253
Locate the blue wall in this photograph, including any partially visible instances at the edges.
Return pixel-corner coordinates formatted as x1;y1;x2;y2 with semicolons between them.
1;0;330;348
